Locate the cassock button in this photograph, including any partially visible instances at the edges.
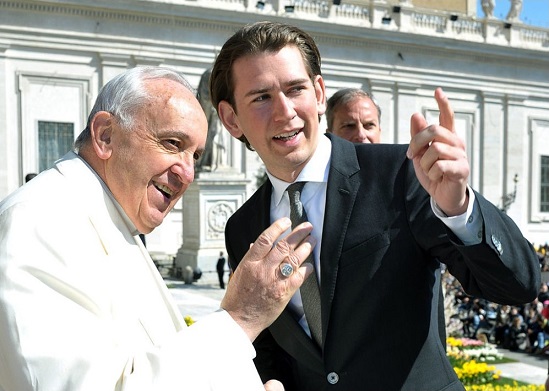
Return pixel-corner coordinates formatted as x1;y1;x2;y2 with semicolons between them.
491;235;503;255
327;372;339;384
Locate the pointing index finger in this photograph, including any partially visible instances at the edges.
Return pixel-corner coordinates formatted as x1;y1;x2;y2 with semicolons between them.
435;87;455;133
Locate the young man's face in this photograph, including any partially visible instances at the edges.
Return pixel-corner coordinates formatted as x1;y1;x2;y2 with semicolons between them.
218;45;326;182
329;96;381;144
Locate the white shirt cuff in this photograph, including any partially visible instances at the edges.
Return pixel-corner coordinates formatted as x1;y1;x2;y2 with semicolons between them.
430;186;483;245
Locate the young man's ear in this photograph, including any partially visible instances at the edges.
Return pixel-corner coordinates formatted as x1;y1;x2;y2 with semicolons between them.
314;75;327;116
90;111;114;160
218;101;244;139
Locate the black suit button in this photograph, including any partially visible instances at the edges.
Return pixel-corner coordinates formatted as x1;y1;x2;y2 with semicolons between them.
327;372;339;384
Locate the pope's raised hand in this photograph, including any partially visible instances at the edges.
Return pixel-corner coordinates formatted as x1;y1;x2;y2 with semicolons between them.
221;217;315;341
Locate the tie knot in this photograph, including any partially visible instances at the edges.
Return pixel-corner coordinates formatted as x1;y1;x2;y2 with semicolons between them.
287;181;306;199
287;182;307;229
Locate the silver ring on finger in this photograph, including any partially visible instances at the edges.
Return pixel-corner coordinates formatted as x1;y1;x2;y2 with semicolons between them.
279;262;294;278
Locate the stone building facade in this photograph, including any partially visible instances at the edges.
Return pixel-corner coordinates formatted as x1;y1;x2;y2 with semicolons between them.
1;0;548;267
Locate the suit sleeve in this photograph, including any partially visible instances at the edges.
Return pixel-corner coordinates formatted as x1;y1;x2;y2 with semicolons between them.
405;161;540;305
443;190;540;304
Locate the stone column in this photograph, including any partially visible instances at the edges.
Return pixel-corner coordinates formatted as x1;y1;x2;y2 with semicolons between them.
370;0;391;29
0;43;10;193
484;19;509;46
175;171;248;279
393;1;414;33
394;82;420;143
504;94;527;219
480;92;505;202
370;80;396;144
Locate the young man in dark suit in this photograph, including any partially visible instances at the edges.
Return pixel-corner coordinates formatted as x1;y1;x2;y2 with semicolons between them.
209;21;540;390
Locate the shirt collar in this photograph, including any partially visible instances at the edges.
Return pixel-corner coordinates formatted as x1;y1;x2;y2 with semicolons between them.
268;134;332;207
76;153;140;235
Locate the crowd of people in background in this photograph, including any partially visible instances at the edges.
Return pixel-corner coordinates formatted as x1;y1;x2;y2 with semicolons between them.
445;243;549;355
538;243;549;272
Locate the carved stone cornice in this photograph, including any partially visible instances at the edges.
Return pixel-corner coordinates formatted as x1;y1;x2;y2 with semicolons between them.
0;42;9;57
0;0;239;35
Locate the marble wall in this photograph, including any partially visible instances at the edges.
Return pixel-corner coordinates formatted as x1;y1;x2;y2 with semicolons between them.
1;0;548;261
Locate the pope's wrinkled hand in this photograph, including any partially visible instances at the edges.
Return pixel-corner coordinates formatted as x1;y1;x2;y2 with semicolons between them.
221;217;316;341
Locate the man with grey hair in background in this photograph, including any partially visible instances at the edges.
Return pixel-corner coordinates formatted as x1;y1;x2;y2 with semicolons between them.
0;66;315;391
326;87;382;144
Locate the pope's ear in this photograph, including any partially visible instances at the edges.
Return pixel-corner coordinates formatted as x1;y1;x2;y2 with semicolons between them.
90;111;114;160
218;101;243;139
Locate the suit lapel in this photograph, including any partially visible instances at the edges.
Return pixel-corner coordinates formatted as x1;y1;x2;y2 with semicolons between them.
254;180;324;361
320;135;361;340
250;180;273;236
264;135;361;358
269;311;324;373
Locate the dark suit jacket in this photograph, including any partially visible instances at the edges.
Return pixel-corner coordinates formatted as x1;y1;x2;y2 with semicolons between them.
225;134;540;391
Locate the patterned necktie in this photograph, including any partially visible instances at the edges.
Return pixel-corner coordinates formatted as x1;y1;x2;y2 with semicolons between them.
286;181;322;348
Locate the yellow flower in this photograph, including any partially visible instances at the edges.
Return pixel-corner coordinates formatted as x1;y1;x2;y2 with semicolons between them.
447;337;464;347
447;336;545;390
184;315;195;326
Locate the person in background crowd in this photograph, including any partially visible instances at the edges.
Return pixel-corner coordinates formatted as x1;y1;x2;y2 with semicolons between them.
539;282;549;302
216;251;227;289
505;314;528;351
325;87;382;144
535;243;549;271
527;313;547;353
495;305;512;346
209;21;540;390
535;314;549;355
543;300;549;320
0;65;317;391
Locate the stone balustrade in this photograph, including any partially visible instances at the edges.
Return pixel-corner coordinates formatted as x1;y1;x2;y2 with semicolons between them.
178;0;549;51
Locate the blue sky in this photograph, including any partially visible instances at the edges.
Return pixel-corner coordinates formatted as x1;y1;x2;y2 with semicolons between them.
476;0;549;27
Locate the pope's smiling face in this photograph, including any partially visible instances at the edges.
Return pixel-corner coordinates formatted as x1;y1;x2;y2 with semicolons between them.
102;79;207;233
